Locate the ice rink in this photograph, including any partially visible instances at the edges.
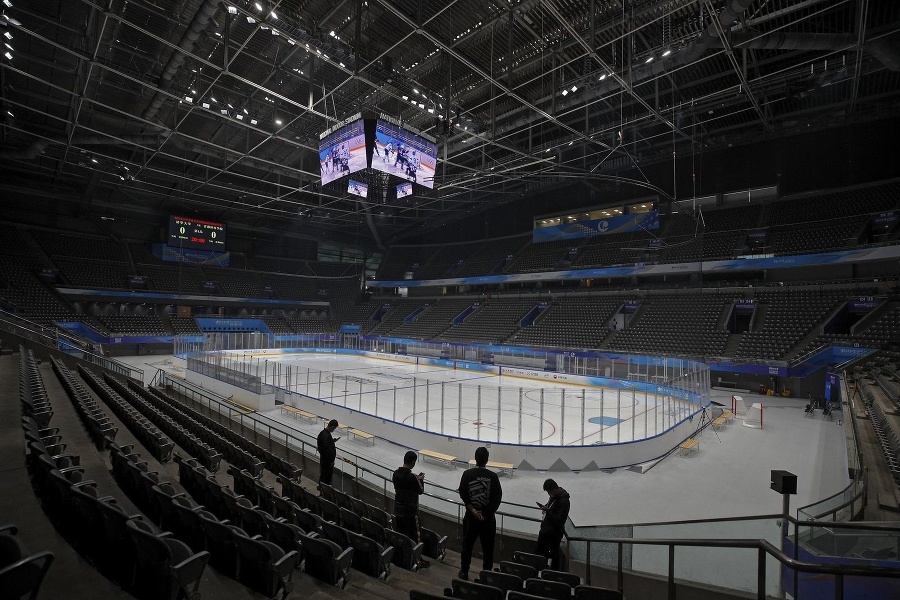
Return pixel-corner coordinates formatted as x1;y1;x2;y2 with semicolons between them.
129;353;850;525
249;352;699;447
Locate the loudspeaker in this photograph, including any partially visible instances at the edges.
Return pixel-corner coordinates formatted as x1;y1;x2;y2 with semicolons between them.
770;470;797;495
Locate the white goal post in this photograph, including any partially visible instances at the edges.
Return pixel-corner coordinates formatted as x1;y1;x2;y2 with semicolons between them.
742;402;764;429
731;395;748;416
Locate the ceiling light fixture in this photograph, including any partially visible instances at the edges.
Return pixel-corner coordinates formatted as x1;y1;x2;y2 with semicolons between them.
2;0;12;7
275;119;282;125
3;31;11;40
571;85;577;92
3;51;11;60
250;118;258;125
599;74;606;81
254;2;262;10
645;56;654;63
226;5;237;14
561;89;568;96
662;49;671;57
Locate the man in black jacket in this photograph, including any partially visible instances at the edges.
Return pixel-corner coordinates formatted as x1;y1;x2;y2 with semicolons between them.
316;419;339;490
535;478;570;570
457;446;502;580
391;451;429;568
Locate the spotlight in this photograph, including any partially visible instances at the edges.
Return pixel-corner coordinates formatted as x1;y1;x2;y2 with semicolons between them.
2;1;12;7
3;31;11;40
561;89;568;96
254;2;262;10
571;85;577;92
275;119;282;125
226;5;237;14
3;51;11;60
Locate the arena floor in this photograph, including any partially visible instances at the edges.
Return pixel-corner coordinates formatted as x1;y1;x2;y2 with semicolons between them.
129;353;850;527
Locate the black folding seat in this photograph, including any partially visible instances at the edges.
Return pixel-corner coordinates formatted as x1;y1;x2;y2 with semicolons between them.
319;497;342;524
478;569;524;596
421;527;447;561
383;528;423;571
347;496;369;519
253;479;278;515
540;569;580;587
301;533;353;589
270;495;300;524
0;525;54;600
300;487;321;515
126;519;209;600
514;550;549;572
450;578;505;600
233;532;296;599
321;520;352;550
295;509;322;535
525;577;571;600
501;560;539;581
265;519;305;569
197;512;243;578
338;506;362;534
277;476;305;504
236;502;272;539
366;503;393;529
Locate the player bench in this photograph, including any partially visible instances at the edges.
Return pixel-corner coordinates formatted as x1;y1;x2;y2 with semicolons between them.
711;416;728;431
679;438;699;456
468;459;515;477
720;410;734;422
280;405;318;424
348;428;376;446
419;449;457;469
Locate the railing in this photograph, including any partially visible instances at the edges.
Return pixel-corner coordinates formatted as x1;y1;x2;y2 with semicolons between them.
567;529;900;600
0;311;143;381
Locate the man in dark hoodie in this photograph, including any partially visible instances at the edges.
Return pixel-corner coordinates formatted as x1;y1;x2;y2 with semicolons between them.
535;478;570;570
457;446;502;580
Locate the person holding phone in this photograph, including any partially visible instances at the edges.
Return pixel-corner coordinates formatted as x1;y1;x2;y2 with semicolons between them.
392;451;429;568
535;479;570;570
316;419;340;490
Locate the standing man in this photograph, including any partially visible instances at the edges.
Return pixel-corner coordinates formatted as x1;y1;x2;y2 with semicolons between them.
392;451;429;568
535;479;571;570
316;419;340;491
457;446;502;580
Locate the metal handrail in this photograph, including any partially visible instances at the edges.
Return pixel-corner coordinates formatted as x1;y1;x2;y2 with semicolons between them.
0;311;143;381
567;534;900;600
565;514;900;600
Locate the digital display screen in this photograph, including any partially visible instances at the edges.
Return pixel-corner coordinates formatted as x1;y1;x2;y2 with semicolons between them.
372;119;438;189
319;118;366;185
396;182;412;198
347;179;369;198
168;215;226;251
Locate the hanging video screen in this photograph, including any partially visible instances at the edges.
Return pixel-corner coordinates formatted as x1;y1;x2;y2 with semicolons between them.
347;179;369;198
318;118;366;185
396;182;413;198
372;119;438;188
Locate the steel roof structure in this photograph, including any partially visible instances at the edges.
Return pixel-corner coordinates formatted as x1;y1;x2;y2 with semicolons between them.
1;0;898;249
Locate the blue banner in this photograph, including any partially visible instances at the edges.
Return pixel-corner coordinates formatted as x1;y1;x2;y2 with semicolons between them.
195;318;271;334
533;210;659;243
152;243;230;266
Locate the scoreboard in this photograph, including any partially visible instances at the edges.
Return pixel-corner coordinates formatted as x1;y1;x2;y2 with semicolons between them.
168;215;226;252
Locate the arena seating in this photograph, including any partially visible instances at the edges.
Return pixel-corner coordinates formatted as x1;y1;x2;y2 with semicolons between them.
510;295;622;349
387;299;475;340
605;293;737;357
437;298;539;344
